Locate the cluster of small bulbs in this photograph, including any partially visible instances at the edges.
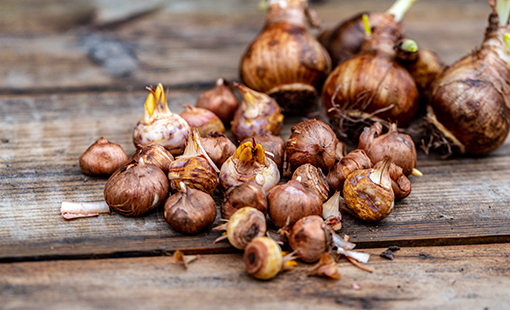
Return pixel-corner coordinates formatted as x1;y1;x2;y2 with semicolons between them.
75;0;510;280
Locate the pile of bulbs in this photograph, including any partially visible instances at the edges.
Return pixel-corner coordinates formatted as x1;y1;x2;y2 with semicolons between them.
70;0;510;280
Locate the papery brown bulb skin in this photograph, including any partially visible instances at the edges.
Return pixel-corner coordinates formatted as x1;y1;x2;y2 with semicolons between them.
343;158;394;222
196;78;240;124
231;83;284;141
167;156;218;194
222;182;268;219
374;160;411;200
241;133;286;170
288;215;331;263
180;105;225;137
318;12;384;67
201;131;237;168
164;184;217;234
292;164;329;201
244;236;283;280
104;159;169;216
322;16;419;131
130;145;174;174
268;179;323;228
226;207;267;250
79;137;128;175
429;15;510;155
358;122;416;176
327;149;372;193
286;119;338;172
240;0;331;114
398;48;444;96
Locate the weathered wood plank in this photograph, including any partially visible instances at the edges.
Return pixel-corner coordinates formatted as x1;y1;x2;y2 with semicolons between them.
1;90;510;261
1;243;509;310
0;0;490;92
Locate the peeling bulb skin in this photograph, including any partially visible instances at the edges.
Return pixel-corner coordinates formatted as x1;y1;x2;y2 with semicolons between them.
343;157;395;222
292;164;330;202
358;122;416;176
130;145;174;174
240;0;331;114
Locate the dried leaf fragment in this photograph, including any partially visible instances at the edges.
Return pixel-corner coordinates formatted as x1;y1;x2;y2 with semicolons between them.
171;250;199;270
308;253;342;280
61;201;110;220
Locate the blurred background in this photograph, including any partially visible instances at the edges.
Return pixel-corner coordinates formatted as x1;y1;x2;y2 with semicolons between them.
0;0;491;92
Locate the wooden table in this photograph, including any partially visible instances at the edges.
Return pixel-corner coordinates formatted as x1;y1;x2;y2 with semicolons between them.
1;0;510;308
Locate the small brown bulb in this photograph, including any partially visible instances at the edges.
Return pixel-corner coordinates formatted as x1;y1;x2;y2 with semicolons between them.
244;236;283;280
286;119;338;172
327;149;372;193
79;137;128;175
180;105;225;137
358;122;416;176
373;160;411;200
221;207;267;250
201;131;237;168
164;182;217;234
343;157;394;222
130;145;174;174
288;215;332;263
222;182;268;219
292;164;329;202
196;78;239;124
267;179;323;228
241;133;286;170
104;158;169;216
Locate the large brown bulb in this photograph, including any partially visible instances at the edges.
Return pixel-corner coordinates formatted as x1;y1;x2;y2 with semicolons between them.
104;158;169;216
322;15;419;134
267;179;323;228
222;182;268;219
428;14;510;155
240;0;331;114
196;78;239;124
79;137;128;175
164;183;217;235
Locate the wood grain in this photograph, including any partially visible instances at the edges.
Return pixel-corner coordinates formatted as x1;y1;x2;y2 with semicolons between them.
1;243;509;309
1;90;510;261
0;0;489;93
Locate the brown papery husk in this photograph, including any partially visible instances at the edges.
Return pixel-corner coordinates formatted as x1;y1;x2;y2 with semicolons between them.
286;119;338;172
318;12;385;67
201;131;236;168
426;12;510;155
292;163;330;202
373;160;411;200
268;179;323;228
322;14;419;143
358;122;417;176
130;144;174;174
164;184;217;235
104;159;169;217
180;105;225;137
240;0;331;114
221;182;268;219
241;133;286;170
326;149;372;193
